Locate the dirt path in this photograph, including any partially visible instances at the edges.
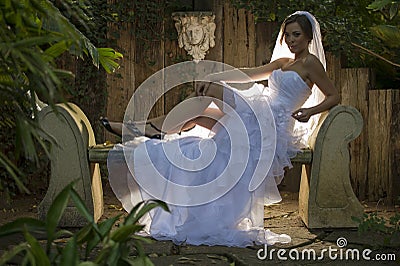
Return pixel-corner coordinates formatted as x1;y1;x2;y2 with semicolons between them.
0;179;127;230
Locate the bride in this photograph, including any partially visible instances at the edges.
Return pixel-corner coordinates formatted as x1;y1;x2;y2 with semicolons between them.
106;11;339;247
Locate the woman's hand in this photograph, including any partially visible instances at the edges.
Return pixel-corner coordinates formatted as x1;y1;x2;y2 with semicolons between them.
292;108;312;122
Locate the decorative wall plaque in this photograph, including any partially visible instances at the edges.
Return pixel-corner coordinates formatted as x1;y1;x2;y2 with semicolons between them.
172;12;216;62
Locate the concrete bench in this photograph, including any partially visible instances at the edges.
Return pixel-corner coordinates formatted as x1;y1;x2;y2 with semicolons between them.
37;103;364;228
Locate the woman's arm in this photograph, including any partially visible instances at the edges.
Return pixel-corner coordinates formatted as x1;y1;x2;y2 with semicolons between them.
196;59;285;96
292;56;340;122
206;59;284;83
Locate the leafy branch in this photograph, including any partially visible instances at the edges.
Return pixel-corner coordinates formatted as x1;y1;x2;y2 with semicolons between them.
352;42;400;68
0;0;122;194
0;181;169;265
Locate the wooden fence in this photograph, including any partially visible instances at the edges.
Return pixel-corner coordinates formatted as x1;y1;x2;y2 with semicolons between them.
327;57;400;204
105;0;399;203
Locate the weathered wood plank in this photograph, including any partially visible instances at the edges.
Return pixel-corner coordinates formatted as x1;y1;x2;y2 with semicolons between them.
340;68;370;200
133;39;165;120
162;14;193;114
223;2;236;67
368;90;389;201
368;89;400;203
255;21;277;66
224;5;255;67
390;90;400;204
325;52;341;90
206;0;223;62
106;22;135;141
245;9;256;67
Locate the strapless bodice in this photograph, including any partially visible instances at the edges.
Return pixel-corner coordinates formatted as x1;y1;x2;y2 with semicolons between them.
267;69;311;111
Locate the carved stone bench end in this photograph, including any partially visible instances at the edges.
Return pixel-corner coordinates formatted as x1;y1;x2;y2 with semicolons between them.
38;103;103;227
299;105;364;228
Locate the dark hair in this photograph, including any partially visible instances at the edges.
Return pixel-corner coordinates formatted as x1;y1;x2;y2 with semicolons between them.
279;14;313;44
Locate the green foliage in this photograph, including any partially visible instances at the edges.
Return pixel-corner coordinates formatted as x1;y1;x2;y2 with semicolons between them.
0;181;169;265
354;212;388;233
352;212;400;247
231;0;377;60
368;0;400;19
230;0;400;88
365;0;400;87
367;0;400;50
0;0;122;195
370;25;400;48
108;0;191;42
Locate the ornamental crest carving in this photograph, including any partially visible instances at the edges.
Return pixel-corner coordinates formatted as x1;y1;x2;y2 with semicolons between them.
173;12;216;62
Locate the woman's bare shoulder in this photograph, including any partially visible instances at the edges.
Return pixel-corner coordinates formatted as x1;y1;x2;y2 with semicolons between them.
276;57;291;65
304;54;324;69
270;57;291;69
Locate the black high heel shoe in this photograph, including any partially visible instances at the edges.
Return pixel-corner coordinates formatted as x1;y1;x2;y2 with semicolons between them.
126;121;166;140
100;117;122;137
100;117;165;140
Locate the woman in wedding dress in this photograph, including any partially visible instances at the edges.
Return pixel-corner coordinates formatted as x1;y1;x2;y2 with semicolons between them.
106;11;339;247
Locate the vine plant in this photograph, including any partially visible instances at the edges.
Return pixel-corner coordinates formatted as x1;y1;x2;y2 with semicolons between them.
107;0;192;59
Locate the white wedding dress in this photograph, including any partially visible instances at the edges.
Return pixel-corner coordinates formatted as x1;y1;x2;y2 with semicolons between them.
107;69;311;247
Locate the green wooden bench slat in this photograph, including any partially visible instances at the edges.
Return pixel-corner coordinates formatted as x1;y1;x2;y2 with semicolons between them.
291;148;312;164
88;144;313;164
88;144;114;163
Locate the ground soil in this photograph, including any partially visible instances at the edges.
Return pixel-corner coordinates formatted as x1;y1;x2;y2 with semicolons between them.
0;179;124;227
0;179;399;265
1;179;398;234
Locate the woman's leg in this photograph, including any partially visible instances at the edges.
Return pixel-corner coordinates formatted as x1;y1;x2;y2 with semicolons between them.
188;107;224;131
149;83;224;134
103;82;225;136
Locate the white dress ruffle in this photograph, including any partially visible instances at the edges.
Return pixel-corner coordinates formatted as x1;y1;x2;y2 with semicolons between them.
107;69;311;247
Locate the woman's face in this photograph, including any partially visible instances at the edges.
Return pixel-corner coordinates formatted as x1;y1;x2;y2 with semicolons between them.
284;22;310;54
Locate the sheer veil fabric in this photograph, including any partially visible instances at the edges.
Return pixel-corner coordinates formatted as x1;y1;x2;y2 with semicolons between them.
270;11;327;146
